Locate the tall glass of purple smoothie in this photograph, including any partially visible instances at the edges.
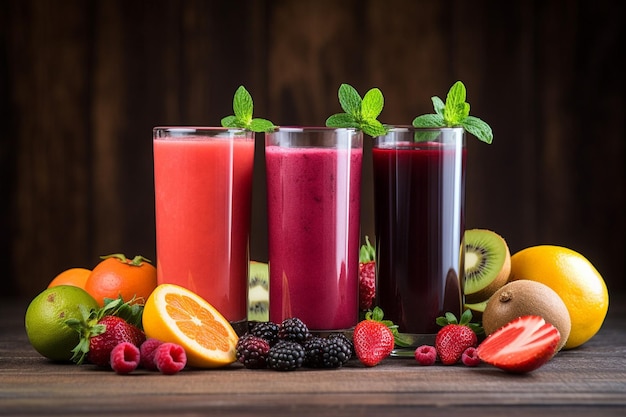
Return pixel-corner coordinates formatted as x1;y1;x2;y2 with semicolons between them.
373;126;466;347
265;127;363;331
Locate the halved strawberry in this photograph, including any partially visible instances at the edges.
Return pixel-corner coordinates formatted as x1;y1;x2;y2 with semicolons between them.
476;315;560;373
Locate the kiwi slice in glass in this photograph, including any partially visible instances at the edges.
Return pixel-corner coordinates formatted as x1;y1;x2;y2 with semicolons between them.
248;261;269;322
463;229;511;304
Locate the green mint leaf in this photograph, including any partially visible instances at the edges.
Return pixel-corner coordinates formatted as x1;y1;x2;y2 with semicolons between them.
233;85;253;124
221;115;238;128
412;81;493;143
249;118;276;133
432;96;445;116
221;85;275;131
413;130;441;143
446;81;466;109
462;116;493;144
338;84;362;116
443;81;470;125
412;113;444;128
361;88;384;120
360;119;387;137
329;84;387;137
326;113;359;128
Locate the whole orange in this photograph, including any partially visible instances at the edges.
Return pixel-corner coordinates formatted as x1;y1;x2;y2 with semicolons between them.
84;254;157;307
509;245;609;349
48;268;91;289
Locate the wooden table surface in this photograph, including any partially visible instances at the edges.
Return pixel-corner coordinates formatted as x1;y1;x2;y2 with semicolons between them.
1;296;625;417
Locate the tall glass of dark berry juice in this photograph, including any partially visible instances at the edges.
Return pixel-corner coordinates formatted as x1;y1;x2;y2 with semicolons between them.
373;127;465;348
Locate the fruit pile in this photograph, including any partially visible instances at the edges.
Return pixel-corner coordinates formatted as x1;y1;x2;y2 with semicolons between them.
23;230;610;376
236;318;353;371
463;229;609;351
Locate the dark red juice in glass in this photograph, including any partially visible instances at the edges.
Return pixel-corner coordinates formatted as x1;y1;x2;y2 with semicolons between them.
373;128;465;336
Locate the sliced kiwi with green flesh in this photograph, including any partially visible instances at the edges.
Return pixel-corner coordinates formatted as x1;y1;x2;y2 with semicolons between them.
464;299;488;321
463;229;511;304
248;261;269;322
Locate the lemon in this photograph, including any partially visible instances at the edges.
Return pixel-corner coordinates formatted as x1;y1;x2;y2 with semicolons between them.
509;245;609;349
25;285;99;361
143;284;239;368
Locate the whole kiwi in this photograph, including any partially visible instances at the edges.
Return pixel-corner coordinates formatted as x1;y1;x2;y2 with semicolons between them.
482;280;571;351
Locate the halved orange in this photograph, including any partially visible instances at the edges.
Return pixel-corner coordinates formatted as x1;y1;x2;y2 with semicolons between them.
142;284;239;368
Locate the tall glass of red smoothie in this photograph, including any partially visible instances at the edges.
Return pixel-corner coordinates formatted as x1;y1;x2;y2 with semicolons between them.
153;127;255;334
373;127;465;347
265;127;363;331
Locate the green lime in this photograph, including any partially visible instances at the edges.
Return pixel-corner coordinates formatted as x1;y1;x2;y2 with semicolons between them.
24;285;99;362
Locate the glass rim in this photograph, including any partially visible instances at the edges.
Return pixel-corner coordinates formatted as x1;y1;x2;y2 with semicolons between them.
379;125;465;134
267;126;360;134
153;126;250;133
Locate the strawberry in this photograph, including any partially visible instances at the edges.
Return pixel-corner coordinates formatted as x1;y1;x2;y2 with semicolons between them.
358;236;376;311
476;315;560;373
435;310;480;365
353;307;395;367
66;297;146;367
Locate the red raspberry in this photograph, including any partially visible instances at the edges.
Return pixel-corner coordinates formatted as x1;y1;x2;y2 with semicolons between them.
461;346;481;367
110;342;140;374
414;345;437;366
154;343;187;375
139;338;163;370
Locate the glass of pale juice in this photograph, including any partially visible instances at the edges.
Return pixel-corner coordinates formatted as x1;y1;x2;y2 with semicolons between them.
153;127;255;334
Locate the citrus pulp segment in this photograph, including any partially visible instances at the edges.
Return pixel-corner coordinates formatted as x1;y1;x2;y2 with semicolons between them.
142;284;238;368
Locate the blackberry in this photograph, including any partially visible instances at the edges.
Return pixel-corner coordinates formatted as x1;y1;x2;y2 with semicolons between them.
278;317;311;344
328;332;355;356
236;335;270;369
250;321;280;346
304;336;351;369
267;341;305;371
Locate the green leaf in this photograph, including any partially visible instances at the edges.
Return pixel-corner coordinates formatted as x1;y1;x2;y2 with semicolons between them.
361;88;384;119
249;118;276;133
233;85;253;123
412;80;493;144
221;85;275;131
432;96;445;116
412;113;444;128
462;116;493;144
360;119;387;137
459;309;473;325
445;81;466;111
325;113;359;128
370;306;385;322
220;115;238;128
338;84;362;116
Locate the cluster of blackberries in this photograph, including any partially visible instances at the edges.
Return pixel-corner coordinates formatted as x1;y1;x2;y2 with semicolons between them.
236;318;353;371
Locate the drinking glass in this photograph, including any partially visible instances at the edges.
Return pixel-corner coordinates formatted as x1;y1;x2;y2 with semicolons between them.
153;127;255;334
373;126;465;347
265;127;363;331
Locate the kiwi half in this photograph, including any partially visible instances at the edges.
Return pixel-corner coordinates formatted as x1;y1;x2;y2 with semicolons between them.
463;229;511;304
248;261;269;322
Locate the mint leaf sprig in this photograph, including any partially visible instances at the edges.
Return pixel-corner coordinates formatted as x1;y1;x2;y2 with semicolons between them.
412;81;493;144
326;84;388;137
221;85;276;133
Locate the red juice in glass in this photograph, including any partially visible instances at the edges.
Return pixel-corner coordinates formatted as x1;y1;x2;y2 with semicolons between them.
265;128;362;330
373;127;465;337
153;127;255;327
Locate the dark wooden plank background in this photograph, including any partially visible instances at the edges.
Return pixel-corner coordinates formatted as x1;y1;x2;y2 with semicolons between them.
1;0;624;298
